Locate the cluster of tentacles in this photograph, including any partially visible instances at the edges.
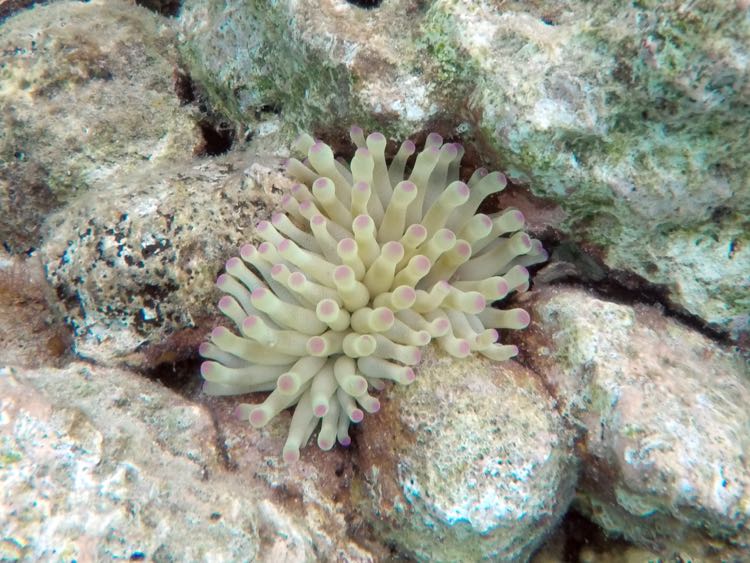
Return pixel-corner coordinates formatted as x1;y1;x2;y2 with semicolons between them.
199;127;546;462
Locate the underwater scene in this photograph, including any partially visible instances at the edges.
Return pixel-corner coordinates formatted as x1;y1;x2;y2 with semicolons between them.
0;0;748;561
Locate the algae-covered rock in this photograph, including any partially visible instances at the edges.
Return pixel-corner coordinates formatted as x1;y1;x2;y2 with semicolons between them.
426;0;750;339
355;346;578;562
178;0;438;138
0;0;200;253
178;0;749;340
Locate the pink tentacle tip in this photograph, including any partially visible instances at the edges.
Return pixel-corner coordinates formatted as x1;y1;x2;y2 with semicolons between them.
310;141;324;153
249;408;267;426
239;244;255;258
319;301;335;316
514;210;525;223
351;409;364;423
242;315;258;329
277;238;290;252
405;368;416;382
314;404;328;417
400;181;416;192
443;143;458;156
277;374;295;393
339;436;352;447
368;132;385;143
334;265;351;282
354;215;371;229
311;214;325;226
318;439;333;450
403;140;416;153
517;310;531;326
458;340;471;356
457;182;470;197
474;295;487;311
350;125;363;135
440;230;456;243
384;241;404;259
370;399;381;413
198;342;211;356
225;256;241;269
339;238;356;252
354;181;369;192
288;271;304;286
283;450;300;464
308;337;326;355
360;334;376;347
216;273;229;287
379;308;395;324
257;220;269;232
400;287;417;300
271;213;285;225
211;326;228;338
271;264;284;276
199;361;213;377
251;287;268;299
218;295;233;309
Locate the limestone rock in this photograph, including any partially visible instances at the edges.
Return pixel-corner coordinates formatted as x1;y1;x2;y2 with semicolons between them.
40;141;290;366
353;346;578;561
518;286;750;559
0;362;375;561
0;251;71;368
0;0;201;253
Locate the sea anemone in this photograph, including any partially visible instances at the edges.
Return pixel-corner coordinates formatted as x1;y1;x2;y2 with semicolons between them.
199;127;547;462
